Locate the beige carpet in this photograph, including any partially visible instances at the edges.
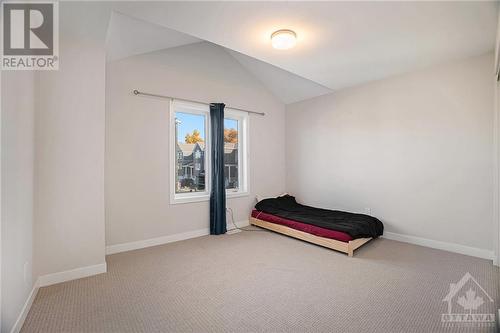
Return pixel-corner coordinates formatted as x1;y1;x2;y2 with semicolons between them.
22;230;499;332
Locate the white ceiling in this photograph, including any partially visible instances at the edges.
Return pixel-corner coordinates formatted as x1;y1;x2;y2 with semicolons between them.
226;49;331;104
109;1;498;100
105;11;333;104
105;12;200;62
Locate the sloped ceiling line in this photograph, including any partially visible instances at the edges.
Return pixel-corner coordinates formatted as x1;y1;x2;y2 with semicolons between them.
105;11;333;104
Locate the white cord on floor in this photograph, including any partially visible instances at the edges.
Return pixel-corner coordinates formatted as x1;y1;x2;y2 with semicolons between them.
226;207;266;232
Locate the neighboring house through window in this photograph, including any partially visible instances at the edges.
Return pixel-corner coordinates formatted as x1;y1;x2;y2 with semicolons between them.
170;100;248;204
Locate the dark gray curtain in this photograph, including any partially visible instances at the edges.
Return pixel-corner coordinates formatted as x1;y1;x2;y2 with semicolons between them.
209;103;227;235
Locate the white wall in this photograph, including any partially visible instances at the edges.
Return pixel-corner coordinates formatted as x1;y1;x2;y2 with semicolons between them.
105;42;286;246
1;72;35;333
286;53;495;252
494;7;500;265
34;3;110;277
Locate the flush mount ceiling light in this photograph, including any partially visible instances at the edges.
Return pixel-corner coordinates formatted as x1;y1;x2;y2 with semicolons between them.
271;29;297;50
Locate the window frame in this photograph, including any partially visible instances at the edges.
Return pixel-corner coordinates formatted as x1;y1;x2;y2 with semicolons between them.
224;108;249;198
169;100;211;204
169;101;250;204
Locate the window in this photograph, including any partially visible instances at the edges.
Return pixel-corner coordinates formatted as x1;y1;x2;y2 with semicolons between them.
170;100;248;204
224;109;248;197
170;101;210;204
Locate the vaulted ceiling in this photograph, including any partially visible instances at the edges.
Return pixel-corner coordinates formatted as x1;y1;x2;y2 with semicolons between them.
105;11;333;104
106;1;498;104
105;12;200;62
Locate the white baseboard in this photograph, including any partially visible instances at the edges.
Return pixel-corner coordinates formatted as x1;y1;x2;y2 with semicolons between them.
382;231;495;261
106;228;209;255
10;263;107;332
106;220;250;255
227;219;250;231
37;262;107;288
9;284;39;333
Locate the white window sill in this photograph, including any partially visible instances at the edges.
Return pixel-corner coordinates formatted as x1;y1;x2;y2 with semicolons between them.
170;194;210;205
226;191;249;199
170;191;249;205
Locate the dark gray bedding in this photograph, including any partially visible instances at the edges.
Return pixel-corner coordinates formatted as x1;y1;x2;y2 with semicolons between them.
255;195;384;239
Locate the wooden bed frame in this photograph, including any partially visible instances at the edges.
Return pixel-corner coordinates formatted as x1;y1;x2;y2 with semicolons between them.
250;217;372;257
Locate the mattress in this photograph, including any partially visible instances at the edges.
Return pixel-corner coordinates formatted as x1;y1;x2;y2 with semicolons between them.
254;195;383;239
251;209;353;242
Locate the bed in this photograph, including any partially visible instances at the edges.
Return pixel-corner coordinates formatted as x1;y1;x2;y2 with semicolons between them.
250;195;384;256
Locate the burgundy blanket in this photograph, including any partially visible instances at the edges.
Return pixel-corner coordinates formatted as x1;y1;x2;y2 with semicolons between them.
252;210;353;242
